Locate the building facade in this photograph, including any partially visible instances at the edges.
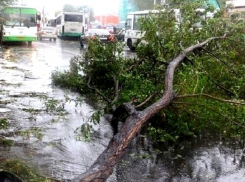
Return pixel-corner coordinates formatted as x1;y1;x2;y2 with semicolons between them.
118;0;136;22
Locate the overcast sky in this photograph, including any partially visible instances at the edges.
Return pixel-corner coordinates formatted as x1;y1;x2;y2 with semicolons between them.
22;0;119;15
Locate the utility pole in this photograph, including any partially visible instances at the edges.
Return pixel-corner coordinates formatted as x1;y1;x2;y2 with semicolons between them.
87;6;90;30
42;7;45;27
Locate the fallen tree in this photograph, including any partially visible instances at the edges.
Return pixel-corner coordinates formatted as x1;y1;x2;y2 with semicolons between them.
71;35;231;182
51;2;245;181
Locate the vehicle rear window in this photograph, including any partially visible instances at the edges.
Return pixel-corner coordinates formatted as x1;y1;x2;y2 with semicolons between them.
64;14;83;23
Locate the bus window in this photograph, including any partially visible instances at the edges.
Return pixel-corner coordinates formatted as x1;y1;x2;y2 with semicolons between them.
64;14;83;23
4;14;21;26
56;16;61;24
21;14;36;27
126;18;132;30
133;14;146;30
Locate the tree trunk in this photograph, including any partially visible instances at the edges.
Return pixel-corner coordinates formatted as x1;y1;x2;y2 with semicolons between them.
71;36;225;182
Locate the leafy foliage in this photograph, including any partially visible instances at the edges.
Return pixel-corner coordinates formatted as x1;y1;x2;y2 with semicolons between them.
136;1;245;141
0;118;9;129
130;0;225;11
52;1;245;143
51;60;84;91
0;0;16;7
0;159;60;182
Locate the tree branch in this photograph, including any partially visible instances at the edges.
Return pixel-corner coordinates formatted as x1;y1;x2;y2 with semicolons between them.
210;79;236;97
176;93;245;105
135;91;159;108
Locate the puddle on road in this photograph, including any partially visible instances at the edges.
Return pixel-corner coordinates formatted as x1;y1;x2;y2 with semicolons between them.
0;108;11;113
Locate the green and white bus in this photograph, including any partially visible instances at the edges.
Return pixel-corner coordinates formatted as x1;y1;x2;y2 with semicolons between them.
56;11;86;38
0;6;40;45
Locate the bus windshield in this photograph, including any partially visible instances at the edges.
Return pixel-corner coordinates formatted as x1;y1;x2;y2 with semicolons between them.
3;7;37;27
64;14;83;23
133;14;147;30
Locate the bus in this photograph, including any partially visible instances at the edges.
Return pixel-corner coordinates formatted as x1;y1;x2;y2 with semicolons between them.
124;9;180;51
0;5;40;45
55;12;86;38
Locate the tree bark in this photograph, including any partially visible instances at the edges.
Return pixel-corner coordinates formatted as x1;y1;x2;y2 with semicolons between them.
71;36;226;182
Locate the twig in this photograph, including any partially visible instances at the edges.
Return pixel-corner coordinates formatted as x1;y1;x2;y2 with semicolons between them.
203;47;240;77
176;93;245;105
136;92;159;108
210;79;236;97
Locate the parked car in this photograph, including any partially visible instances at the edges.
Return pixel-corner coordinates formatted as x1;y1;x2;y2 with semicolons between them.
80;29;115;48
38;27;57;41
106;26;116;34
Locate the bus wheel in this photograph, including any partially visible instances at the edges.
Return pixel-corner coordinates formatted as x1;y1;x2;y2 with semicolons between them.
28;41;32;46
53;38;56;41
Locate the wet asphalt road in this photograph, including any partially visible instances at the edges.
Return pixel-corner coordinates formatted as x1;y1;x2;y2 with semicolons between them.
0;38;116;181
